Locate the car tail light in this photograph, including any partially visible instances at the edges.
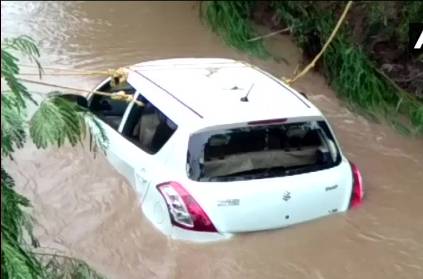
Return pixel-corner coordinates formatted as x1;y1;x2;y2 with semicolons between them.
157;181;217;232
349;162;364;208
248;118;287;126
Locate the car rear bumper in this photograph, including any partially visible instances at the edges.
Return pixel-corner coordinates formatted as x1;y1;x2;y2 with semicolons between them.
169;226;233;243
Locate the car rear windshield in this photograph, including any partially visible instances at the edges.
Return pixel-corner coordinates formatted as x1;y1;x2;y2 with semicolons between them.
187;120;341;182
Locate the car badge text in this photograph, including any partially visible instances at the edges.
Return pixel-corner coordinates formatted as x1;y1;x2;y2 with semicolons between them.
283;191;291;202
217;199;240;207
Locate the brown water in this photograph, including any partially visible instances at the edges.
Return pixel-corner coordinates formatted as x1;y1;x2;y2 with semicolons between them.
2;2;423;278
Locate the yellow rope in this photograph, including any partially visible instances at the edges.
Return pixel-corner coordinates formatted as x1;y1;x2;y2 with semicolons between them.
18;73;108;76
17;3;352;89
18;64;133;97
13;64;148;106
17;78;144;107
17;64;130;80
282;1;353;85
18;63;111;74
18;64;80;71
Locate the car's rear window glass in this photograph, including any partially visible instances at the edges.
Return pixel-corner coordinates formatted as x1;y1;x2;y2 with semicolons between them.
187;120;341;182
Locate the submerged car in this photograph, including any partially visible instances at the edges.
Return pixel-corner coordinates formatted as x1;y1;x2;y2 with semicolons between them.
84;58;364;242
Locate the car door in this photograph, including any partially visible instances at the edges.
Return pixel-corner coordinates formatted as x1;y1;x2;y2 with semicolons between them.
87;78;138;182
118;93;178;203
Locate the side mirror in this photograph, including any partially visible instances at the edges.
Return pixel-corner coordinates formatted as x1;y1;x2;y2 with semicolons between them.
76;96;88;108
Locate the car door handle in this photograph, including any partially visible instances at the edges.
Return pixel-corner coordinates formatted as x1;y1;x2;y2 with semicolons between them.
136;172;145;180
135;170;148;183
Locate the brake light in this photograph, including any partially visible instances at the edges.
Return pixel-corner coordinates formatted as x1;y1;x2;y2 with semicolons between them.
248;118;287;126
349;162;364;208
157;182;217;232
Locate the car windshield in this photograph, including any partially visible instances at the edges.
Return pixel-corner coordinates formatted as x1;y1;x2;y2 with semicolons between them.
187;120;341;182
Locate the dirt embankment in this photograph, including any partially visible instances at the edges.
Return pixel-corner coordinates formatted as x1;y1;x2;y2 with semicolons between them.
252;1;423;100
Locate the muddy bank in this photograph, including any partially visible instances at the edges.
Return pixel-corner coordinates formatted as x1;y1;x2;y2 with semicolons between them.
251;1;423;100
3;2;423;279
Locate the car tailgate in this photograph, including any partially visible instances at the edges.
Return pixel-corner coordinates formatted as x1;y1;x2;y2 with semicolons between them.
186;160;352;233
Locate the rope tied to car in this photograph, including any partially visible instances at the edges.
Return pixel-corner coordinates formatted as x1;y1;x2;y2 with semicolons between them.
18;2;351;89
17;77;145;108
108;67;129;87
14;64;148;106
282;1;353;85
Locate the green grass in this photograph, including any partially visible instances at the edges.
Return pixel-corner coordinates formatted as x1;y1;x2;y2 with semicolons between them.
201;1;269;58
202;1;423;136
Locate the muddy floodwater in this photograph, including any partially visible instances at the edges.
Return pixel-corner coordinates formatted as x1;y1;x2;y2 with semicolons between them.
2;2;423;279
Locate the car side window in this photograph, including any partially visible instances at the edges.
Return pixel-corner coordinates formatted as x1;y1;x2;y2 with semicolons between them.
88;79;136;131
122;94;177;154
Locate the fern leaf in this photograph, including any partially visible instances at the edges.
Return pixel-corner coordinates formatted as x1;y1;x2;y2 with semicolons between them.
2;35;43;78
1;95;27;157
1;49;37;108
29;95;84;149
1;168;32;243
84;112;109;153
2;233;43;279
2;36;108;278
1;167;44;279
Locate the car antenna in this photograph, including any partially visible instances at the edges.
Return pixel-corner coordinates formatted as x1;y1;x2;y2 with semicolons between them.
240;83;254;102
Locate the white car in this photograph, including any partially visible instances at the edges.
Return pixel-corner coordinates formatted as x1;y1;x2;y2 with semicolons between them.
84;58;364;242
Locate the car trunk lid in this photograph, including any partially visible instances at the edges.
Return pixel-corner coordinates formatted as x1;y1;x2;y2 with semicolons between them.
187;161;352;233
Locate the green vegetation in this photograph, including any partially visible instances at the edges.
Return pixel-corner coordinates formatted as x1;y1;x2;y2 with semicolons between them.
201;1;423;135
1;36;107;278
272;1;422;134
200;1;269;58
364;1;422;52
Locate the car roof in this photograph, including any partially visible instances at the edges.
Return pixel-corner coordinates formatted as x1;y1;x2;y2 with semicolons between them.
127;58;323;131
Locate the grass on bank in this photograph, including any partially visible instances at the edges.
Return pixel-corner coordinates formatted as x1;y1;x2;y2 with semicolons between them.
201;1;423;135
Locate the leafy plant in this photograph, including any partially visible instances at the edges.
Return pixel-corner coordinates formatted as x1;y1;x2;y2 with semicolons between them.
1;36;107;278
201;1;423;135
272;1;423;135
1;36;41;109
201;1;269;58
1;167;43;279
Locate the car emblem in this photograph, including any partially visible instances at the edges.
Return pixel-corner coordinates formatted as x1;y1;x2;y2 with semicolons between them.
217;199;240;207
283;191;291;202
